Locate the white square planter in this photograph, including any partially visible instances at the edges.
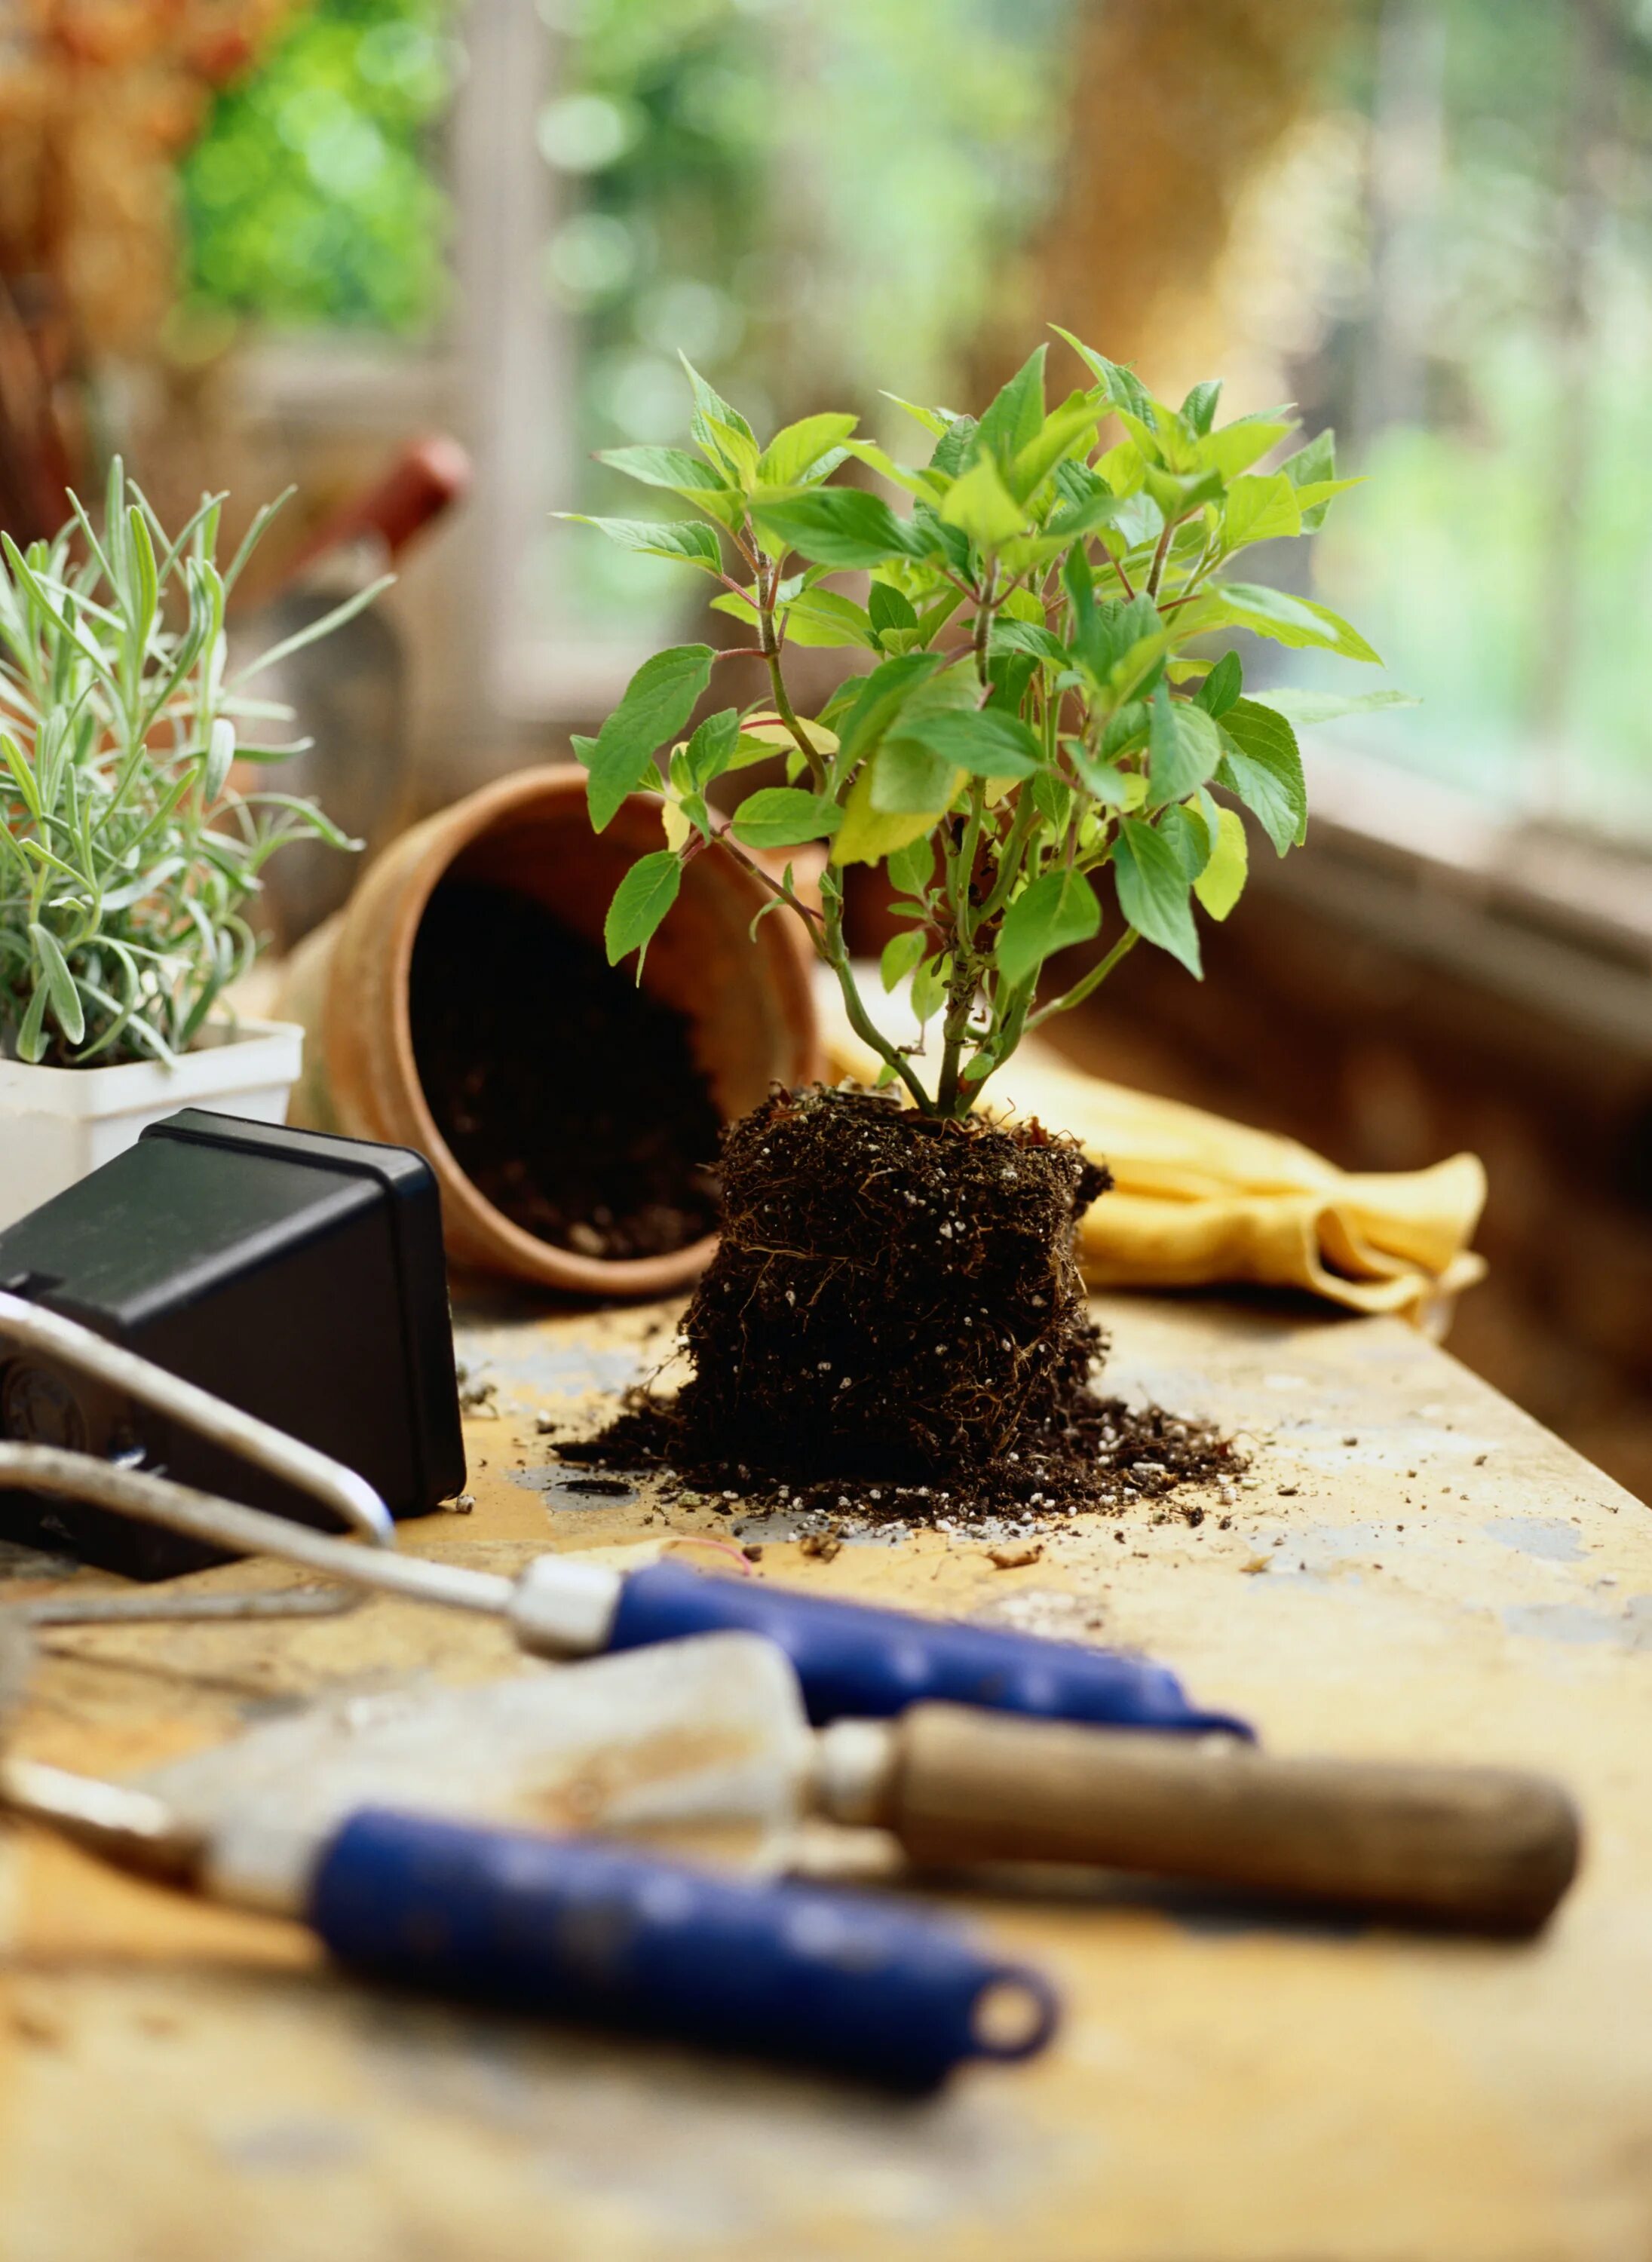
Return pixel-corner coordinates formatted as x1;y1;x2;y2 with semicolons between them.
0;1020;304;1231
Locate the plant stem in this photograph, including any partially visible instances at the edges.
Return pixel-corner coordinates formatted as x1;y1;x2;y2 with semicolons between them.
706;823;826;932
934;951;981;1117
753;550;826;788
820;869;933;1111
1026;924;1140;1028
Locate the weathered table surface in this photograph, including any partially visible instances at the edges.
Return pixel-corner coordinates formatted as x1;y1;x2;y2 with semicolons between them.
2;1288;1650;2262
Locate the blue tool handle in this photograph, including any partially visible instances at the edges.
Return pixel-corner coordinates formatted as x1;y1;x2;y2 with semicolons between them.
608;1558;1251;1736
307;1809;1056;2091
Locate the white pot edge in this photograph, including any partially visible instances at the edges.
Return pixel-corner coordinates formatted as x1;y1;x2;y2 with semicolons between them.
0;1020;305;1233
0;1019;304;1119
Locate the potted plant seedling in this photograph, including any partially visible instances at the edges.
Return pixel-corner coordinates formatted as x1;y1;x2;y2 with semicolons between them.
0;461;379;1226
569;332;1396;1510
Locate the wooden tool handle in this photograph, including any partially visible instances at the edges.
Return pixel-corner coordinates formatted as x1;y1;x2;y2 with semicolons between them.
877;1706;1580;1933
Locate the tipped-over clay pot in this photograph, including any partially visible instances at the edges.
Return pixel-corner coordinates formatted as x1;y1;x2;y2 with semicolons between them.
280;764;820;1295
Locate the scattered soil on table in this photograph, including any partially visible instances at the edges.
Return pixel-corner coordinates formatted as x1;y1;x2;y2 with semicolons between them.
561;1085;1243;1529
409;881;722;1261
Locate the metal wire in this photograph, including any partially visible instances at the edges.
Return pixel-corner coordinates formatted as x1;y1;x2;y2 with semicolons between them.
16;1586;361;1626
0;1290;394;1547
0;1614;203;1879
0;1446;515;1617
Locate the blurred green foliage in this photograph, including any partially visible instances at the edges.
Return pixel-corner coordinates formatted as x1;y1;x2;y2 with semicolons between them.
180;0;455;333
537;0;1072;626
1306;0;1652;831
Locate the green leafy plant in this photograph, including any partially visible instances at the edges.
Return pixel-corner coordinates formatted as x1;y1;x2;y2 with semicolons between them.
0;464;382;1068
572;330;1405;1118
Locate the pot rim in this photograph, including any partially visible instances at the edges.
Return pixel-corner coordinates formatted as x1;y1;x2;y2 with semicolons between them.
345;763;733;1296
0;1017;302;1102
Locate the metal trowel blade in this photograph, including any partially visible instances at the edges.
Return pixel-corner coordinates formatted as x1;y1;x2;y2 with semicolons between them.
139;1632;817;1868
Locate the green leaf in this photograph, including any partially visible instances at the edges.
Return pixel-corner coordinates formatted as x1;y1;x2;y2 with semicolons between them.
1157;800;1212;880
1221;473;1301;550
560;515;723;573
1181;379;1222;435
578;643;714;831
1006;394;1098;501
975;347;1047;466
910;951;949;1023
758;413;860;489
204;716;236;801
1142;463;1224;522
1074;592;1161;685
126;506;158;645
1209;581;1383;664
684;707;741;786
15;979;49;1064
1280;428;1342;529
1;728;41;821
1050;327;1154;421
1290;477;1365;521
1216;698;1307;855
731;787;842;848
1070;749;1142;807
679;355;758;476
1200;414;1295;480
1147;682;1223;806
785;586;878;650
604;851;682;973
881;928;928;992
596;446;731;496
887;835;935;894
995;868;1099;989
1114;818;1201;976
1194;649;1243;718
938;456;1026;550
1193;805;1249;920
838;439;940;503
756;488;919;569
832;765;939;866
990;618;1069;667
871;737;961;814
29;922;84;1044
1031;771;1074;830
883;392;952;438
930;416;979;480
832;651;947;771
1249;685;1418;726
891;705;1043;780
868;583;918;641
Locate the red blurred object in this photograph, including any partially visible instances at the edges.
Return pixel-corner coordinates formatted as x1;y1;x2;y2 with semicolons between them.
277;434;473;592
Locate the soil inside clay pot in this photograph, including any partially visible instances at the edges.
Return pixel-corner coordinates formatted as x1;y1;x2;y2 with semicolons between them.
563;1085;1241;1524
409;881;722;1261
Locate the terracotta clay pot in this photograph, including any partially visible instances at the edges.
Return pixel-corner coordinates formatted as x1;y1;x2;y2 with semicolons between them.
280;764;820;1295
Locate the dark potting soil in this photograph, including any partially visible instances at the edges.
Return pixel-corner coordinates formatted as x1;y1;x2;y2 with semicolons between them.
561;1085;1244;1527
408;881;722;1261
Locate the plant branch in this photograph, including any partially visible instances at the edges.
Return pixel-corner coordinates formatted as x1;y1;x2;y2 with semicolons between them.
1027;924;1140;1028
820;870;933;1111
705;823;826;932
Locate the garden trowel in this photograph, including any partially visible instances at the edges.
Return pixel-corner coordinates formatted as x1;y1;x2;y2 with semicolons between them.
139;1631;1580;1935
0;1615;1054;2090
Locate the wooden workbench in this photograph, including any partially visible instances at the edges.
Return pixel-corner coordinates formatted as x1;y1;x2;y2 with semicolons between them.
2;1288;1650;2262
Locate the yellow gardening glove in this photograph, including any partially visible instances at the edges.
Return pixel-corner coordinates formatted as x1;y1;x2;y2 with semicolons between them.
822;1008;1485;1335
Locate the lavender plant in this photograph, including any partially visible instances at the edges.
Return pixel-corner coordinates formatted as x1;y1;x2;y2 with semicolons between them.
0;463;380;1067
